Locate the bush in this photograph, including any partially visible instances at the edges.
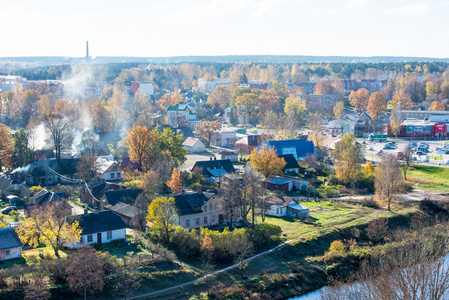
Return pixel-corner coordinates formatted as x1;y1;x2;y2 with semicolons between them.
29;186;45;196
362;197;379;208
248;223;282;250
329;240;345;252
8;210;19;222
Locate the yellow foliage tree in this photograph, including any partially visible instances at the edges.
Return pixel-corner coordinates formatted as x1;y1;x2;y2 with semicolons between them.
331;133;365;184
146;197;178;243
16;205;81;257
126;125;159;171
349;88;369;113
248;145;286;178
167;168;182;194
428;101;445;111
195;121;220;146
367;92;387;121
389;91;414;110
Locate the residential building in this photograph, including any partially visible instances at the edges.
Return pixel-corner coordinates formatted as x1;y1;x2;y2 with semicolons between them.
12;158;78;186
192;159;236;182
96;157;123;181
197;78;230;93
303;94;337;111
0;174;30;198
173;192;221;229
67;210;127;248
360;79;388;93
103;189;143;206
183;137;206;153
167;102;197;127
399;110;449;121
327;118;355;136
261;139;315;160
219;150;239;162
234;135;261;152
262;178;293;192
25;189;72;217
0;228;23;261
106;202;144;228
224;107;250;125
212;129;237;147
130;81;154;95
262;195;310;218
80;179;127;207
238;81;268;90
278;154;301;174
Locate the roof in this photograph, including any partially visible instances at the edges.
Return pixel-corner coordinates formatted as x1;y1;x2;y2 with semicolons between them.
183;137;203;147
96;157;118;173
0;174;20;191
264;178;292;185
87;180;125;199
67;211;127;235
27;189;71;211
174;127;194;139
262;139;315;159
109;202;143;218
278;154;300;170
264;195;295;207
192;159;235;177
104;189;143;206
120;157;138;169
288;203;310;213
0;227;23;250
173;193;209;216
207;167;228;177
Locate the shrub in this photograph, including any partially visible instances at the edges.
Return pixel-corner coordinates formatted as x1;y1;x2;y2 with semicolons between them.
366;218;389;243
29;186;45;196
9;210;19;222
362;196;379;208
329;240;345;252
248;223;282;250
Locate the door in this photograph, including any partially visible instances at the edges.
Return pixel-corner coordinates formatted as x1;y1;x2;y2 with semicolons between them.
97;233;102;244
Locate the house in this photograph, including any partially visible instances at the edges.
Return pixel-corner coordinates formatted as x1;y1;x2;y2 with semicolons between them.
278;154;301;174
183;137;206;153
262;195;310;218
96;157;123;181
80;179;127;207
234;135;261;152
219;150;239;162
33;149;55;161
192;159;236;182
327;118;355;136
173;192;222;229
120;157;138;170
0;227;23;261
167;102;197;127
66;210;127;248
25;189;72;216
261;139;315;160
262;178;293;192
106;202;144;228
12;159;77;186
224;107;250;125
174;127;195;140
104;189;143;206
0;174;30;198
197;78;230;93
211;129;237;147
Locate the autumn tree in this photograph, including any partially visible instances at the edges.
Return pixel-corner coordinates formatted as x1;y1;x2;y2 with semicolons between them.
331;133;365;185
333;101;345;118
207;86;231;112
389;110;402;138
146;197;179;243
200;232;215;271
390;91;414;111
167;168;182;193
284;95;306;125
375;154;402;211
91;101;113;132
65;245;105;300
258;89;280;120
16;205;81;257
141;169;162;199
349;88;369;113
24;278;51;300
11;128;32;168
0;123;13;170
428;101;445;111
402;144;413;180
313;79;334;94
233;92;260;123
157;128;187;167
248;145;286;178
367;92;387;121
308;112;324;148
126;125;159;171
195;121;220;146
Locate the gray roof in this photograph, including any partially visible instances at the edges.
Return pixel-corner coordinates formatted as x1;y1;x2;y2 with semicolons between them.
183;137;202;147
67;211;127;235
0;227;23;250
109;202;143;218
104;189;143;206
173;193;209;216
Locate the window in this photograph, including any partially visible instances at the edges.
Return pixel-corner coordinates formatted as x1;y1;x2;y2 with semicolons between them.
196;218;200;225
111;173;115;178
107;231;112;240
5;249;10;256
215;204;218;210
116;172;121;178
80;236;84;244
112;166;117;171
204;217;208;224
87;234;93;243
186;219;190;227
209;204;212;211
212;215;215;223
276;208;279;214
204;205;207;212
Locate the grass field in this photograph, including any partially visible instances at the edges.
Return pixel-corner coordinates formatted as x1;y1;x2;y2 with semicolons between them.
407;165;449;192
256;201;374;240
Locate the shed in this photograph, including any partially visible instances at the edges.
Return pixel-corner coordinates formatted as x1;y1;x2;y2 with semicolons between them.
0;227;23;261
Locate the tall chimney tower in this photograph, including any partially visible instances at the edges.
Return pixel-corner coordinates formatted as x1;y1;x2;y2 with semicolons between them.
86;41;89;61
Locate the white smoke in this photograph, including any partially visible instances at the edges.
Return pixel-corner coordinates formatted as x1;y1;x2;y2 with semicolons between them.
29;123;50;151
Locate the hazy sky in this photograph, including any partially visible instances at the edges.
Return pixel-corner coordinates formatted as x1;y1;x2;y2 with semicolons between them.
1;0;448;58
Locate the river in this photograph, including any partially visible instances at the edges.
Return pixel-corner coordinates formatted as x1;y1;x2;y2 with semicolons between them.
289;287;324;300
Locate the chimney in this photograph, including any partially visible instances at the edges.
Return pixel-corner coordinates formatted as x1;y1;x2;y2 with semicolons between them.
214;157;217;160
86;41;89;60
210;157;213;161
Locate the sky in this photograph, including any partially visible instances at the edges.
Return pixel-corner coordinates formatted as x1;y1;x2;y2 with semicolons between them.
1;0;448;58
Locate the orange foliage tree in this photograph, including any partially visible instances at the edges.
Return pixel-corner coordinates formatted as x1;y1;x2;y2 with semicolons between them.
349;88;369;113
167;168;182;193
126;125;159;171
367;92;387;121
248;145;286;178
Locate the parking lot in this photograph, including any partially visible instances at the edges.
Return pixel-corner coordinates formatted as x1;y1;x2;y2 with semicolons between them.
360;138;449;167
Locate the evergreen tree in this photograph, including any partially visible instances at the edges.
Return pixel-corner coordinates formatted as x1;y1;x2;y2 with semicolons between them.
12;128;33;168
230;108;239;126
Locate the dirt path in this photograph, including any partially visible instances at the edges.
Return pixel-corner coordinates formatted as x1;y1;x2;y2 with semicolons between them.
126;240;293;300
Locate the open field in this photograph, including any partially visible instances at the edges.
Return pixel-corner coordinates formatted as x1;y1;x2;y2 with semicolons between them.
407;165;449;192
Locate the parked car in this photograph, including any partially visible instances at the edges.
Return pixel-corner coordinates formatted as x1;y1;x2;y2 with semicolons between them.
1;206;18;214
416;151;427;156
419;155;430;162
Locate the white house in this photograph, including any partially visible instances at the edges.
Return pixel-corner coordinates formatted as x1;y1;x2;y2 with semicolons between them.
262;195;310;219
197;78;230;93
66;210;127;249
167;102;197;127
96;157;123;181
327;118;355;136
0;227;23;261
182;137;205;153
211;129;237;147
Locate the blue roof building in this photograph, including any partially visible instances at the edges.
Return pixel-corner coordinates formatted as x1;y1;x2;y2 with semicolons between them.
260;139;315;160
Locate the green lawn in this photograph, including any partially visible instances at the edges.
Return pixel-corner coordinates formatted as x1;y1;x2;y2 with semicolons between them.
256;201;373;239
429;155;443;160
407;165;449;192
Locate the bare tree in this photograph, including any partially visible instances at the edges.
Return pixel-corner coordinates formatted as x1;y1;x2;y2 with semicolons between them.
44;114;73;161
375;154;402;211
402;144;413;180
